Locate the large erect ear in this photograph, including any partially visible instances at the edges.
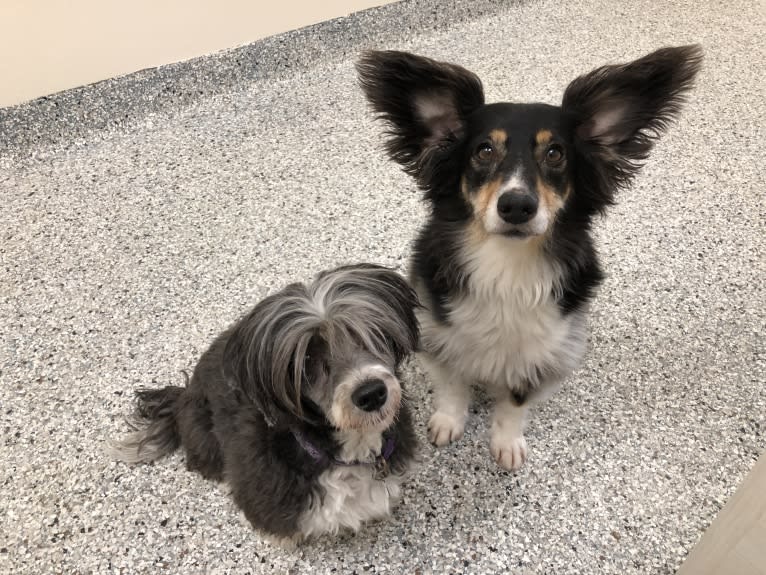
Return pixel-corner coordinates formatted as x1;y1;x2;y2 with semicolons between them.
562;45;703;190
356;50;484;180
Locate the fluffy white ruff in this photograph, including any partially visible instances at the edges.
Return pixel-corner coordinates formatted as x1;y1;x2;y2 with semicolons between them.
297;429;405;539
421;234;587;390
420;233;588;469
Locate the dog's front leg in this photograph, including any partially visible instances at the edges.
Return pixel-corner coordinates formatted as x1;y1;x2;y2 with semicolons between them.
489;391;529;471
420;352;471;447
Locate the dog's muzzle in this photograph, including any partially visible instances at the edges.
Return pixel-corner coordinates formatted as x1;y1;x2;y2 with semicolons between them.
331;365;402;431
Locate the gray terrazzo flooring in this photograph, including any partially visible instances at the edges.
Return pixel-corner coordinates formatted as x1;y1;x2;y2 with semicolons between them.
1;0;764;573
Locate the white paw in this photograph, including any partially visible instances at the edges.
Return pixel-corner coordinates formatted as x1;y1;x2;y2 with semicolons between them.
262;532;300;550
427;411;465;446
490;432;528;471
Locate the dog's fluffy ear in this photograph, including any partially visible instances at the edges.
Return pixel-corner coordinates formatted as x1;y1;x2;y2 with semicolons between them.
362;266;420;364
357;50;484;185
223;284;320;428
562;45;702;196
323;263;420;364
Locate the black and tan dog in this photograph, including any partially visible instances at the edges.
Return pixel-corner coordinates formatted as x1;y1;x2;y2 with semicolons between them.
358;46;702;470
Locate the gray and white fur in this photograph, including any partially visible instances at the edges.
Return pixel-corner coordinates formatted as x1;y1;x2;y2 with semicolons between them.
110;263;420;544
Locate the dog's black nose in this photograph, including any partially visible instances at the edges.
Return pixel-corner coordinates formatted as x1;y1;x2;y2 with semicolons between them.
497;190;538;224
352;379;388;412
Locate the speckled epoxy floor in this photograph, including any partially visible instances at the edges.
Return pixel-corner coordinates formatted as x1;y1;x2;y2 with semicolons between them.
1;1;764;573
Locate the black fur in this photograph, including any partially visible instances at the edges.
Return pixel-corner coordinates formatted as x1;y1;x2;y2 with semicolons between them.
563;45;704;198
356;50;485;195
113;264;420;539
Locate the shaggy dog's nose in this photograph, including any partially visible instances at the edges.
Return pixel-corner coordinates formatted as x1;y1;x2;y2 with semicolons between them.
352;379;388;412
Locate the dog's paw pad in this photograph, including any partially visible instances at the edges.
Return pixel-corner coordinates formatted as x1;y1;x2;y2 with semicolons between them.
490;434;528;471
427;411;465;447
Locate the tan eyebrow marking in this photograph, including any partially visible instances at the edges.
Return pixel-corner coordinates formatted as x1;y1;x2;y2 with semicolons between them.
535;129;553;145
489;129;507;149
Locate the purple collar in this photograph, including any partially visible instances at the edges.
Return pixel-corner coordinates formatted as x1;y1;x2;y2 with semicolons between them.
292;429;395;468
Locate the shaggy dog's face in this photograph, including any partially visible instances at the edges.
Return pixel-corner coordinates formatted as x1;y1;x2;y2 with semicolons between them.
223;264;420;432
303;338;402;432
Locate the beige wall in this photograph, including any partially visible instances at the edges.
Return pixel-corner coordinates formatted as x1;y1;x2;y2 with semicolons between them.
0;0;395;108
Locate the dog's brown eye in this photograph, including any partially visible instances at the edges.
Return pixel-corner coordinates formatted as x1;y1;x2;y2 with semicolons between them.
545;145;564;165
476;142;494;161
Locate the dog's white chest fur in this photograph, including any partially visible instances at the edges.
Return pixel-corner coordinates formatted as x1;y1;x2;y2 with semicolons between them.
298;430;403;538
420;235;587;390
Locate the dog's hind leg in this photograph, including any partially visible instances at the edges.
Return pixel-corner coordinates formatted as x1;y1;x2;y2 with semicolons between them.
420;353;472;447
175;390;225;481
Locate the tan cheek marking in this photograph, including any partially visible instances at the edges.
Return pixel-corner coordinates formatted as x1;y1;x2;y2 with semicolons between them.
536;177;565;230
474;178;503;216
535;129;553;146
465;177;503;239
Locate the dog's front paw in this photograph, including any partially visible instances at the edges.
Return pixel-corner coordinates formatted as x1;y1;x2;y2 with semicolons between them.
427;411;465;446
489;431;528;471
263;533;301;550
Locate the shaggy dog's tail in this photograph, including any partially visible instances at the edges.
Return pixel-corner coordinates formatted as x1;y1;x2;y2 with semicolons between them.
108;386;185;463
